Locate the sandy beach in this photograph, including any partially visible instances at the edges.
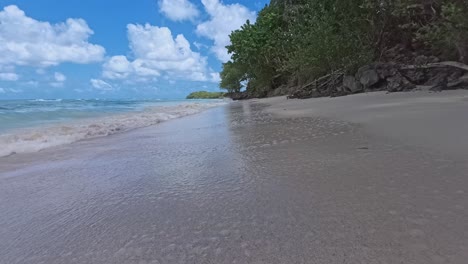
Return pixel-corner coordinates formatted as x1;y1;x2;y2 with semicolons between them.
1;91;468;263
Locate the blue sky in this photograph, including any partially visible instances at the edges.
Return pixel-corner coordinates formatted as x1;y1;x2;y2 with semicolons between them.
0;0;267;99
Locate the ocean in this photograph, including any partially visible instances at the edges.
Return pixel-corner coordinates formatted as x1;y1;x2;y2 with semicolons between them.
0;99;226;157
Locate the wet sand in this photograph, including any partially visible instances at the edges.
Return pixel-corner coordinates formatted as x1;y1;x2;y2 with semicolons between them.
1;91;468;263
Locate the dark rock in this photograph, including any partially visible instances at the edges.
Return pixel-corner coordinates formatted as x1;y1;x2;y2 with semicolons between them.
461;73;468;83
386;73;416;92
356;65;380;88
343;75;363;93
284;55;468;100
413;85;433;91
400;65;464;87
335;85;344;92
374;63;399;79
448;69;465;82
267;85;290;97
429;73;449;91
401;69;427;84
446;74;468;90
227;92;250;100
329;86;349;97
426;71;449;87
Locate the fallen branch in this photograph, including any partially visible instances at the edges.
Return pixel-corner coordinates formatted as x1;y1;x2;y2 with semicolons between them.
318;72;343;90
302;71;344;89
401;61;468;71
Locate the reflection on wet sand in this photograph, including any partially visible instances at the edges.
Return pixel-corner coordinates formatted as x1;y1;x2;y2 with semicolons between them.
0;101;467;263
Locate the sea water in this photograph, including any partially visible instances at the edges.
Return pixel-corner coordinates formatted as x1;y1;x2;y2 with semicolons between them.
0;99;226;157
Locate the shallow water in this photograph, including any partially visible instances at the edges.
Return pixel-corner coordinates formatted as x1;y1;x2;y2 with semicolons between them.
0;99;181;131
0;101;467;263
0;99;225;157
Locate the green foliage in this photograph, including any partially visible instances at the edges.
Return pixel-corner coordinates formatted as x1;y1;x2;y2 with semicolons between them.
416;1;468;62
286;0;373;80
219;61;245;93
222;5;287;95
220;0;468;96
186;91;225;99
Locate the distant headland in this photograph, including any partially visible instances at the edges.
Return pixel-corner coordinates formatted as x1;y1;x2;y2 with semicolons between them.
186;91;225;99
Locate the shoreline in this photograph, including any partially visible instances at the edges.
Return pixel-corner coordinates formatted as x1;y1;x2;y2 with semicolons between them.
0;101;226;158
1;91;467;263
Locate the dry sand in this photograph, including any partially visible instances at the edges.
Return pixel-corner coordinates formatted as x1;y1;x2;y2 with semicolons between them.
0;91;467;263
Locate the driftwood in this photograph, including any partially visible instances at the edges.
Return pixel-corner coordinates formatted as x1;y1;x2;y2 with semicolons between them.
302;71;344;89
301;73;332;89
401;61;468;71
288;61;468;99
318;72;343;89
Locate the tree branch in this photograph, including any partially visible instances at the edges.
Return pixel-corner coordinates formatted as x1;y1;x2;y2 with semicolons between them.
401;61;468;71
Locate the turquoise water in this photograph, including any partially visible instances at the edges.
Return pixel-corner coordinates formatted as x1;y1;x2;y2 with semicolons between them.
0;99;200;132
0;99;225;157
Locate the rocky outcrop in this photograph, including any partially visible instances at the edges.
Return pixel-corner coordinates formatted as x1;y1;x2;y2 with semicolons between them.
287;57;468;99
356;66;380;89
227;92;250;101
226;56;468;101
343;76;362;93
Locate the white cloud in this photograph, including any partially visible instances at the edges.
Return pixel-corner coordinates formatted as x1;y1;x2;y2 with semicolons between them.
54;72;66;82
0;72;19;81
9;88;22;93
210;72;221;83
193;41;209;51
0;5;105;67
48;72;66;87
90;79;113;91
103;55;133;79
158;0;199;22
102;24;218;83
0;88;5;93
196;0;256;62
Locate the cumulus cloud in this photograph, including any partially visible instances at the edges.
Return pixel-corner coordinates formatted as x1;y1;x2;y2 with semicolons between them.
0;72;19;81
210;72;221;82
102;24;218;83
103;56;133;79
158;0;199;22
48;72;67;87
54;72;66;82
0;5;105;68
196;0;256;62
90;79;113;91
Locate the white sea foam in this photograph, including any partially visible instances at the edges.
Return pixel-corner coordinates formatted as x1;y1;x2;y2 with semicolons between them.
0;102;225;157
31;99;63;102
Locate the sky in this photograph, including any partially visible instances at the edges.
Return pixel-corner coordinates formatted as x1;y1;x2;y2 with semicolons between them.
0;0;268;99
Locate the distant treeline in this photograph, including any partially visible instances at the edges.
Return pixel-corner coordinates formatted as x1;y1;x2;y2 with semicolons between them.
220;0;468;97
186;91;225;99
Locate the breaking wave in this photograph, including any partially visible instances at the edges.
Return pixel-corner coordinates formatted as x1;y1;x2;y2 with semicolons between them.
0;102;225;157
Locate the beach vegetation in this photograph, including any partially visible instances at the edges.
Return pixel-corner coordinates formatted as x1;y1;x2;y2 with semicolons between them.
220;0;468;97
186;91;225;99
